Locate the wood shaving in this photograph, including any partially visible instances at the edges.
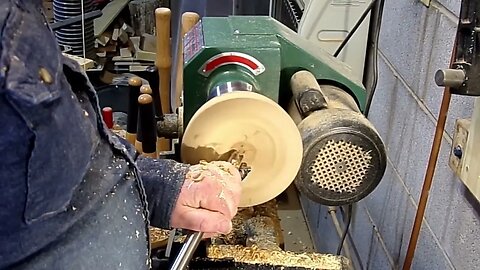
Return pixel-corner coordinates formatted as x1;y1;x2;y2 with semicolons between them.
207;245;349;270
111;128;126;139
149;227;170;249
211;200;283;248
149;227;188;249
245;216;281;251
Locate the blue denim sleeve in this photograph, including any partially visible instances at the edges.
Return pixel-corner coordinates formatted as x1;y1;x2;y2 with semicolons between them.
136;157;190;229
113;135;190;229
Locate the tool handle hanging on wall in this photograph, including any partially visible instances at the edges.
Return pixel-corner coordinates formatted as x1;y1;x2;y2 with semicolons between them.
174;12;200;110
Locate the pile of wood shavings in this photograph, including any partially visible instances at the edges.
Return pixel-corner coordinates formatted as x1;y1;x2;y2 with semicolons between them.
149;227;188;249
149;227;169;242
111;128;126;139
207;245;348;270
149;227;170;249
212;200;284;249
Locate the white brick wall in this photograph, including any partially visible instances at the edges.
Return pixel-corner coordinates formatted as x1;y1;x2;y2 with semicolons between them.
304;1;479;269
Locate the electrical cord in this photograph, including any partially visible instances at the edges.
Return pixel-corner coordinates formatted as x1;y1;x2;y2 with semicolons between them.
331;0;385;117
334;0;377;57
331;0;385;257
336;204;353;255
364;0;386;117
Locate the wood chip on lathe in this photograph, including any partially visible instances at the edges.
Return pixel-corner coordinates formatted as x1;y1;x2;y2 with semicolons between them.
207;245;349;270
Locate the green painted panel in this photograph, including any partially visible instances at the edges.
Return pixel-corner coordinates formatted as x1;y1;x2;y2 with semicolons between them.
183;16;367;128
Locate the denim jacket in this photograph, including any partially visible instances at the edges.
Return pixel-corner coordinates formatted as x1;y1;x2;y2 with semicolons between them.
0;1;189;269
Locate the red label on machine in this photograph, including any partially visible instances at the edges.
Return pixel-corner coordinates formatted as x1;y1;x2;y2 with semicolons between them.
199;52;266;76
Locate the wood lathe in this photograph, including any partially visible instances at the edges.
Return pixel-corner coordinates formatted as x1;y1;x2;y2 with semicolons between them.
164;15;386;207
94;10;388;270
151;14;387;270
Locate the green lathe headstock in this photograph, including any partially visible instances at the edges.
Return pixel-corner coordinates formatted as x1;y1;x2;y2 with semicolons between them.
182;16;366;127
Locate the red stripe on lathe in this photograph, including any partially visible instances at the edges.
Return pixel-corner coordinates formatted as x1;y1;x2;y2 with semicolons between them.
205;55;259;73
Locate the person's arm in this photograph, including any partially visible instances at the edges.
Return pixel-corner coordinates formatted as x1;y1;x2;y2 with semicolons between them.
135;156;190;229
112;134;241;234
109;133;190;228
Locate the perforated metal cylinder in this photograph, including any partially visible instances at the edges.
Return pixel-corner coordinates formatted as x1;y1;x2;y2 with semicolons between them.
294;108;386;206
309;139;372;195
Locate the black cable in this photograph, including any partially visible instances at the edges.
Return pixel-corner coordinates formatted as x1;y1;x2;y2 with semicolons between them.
330;0;385;117
336;204;353;255
334;0;377;57
364;0;386;117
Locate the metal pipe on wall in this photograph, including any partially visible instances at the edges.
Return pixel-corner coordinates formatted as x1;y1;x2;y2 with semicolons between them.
402;43;457;270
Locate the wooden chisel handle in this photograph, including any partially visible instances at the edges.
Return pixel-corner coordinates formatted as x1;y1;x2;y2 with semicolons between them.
138;94;158;158
174;12;200;110
126;77;142;145
155;7;172;115
135;85;154;153
140;85;153;95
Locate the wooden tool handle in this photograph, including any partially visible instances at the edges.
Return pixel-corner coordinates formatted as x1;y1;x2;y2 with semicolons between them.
134;140;143;154
126;77;143;144
144;67;163;118
138;94;158;158
135;88;153;153
155;7;172;117
181;12;200;35
140;85;153;94
155;8;172;69
175;12;200;109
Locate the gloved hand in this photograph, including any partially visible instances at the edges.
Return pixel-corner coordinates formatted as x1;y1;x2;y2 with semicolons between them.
170;161;242;237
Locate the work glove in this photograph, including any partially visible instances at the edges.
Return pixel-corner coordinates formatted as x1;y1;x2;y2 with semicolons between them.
170;161;242;238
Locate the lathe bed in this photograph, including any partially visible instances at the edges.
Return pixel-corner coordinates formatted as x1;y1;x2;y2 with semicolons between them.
148;186;350;270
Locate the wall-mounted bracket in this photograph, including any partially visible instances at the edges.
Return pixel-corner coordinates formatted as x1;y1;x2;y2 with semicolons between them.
449;119;470;175
435;0;480;96
450;99;480;202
